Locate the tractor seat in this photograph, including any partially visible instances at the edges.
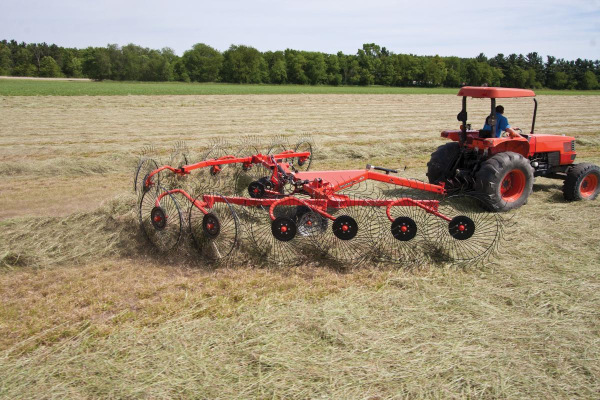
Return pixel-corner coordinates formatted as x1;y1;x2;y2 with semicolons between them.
479;129;493;139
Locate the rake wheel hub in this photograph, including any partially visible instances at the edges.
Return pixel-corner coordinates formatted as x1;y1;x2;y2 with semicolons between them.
202;213;221;238
333;215;358;240
150;207;167;231
391;216;417;241
448;216;475;240
271;217;297;242
248;181;265;198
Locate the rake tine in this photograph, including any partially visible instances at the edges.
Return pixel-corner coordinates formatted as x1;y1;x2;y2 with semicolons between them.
188;191;240;265
243;202;310;266
423;194;503;266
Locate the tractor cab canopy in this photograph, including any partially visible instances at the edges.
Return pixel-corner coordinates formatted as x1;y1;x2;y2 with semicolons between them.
458;86;535;99
456;86;538;142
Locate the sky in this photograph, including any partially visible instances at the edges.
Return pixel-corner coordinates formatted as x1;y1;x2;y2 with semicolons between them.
2;0;599;60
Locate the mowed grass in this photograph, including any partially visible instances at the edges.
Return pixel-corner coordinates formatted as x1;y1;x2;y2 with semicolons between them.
2;78;600;96
0;94;599;398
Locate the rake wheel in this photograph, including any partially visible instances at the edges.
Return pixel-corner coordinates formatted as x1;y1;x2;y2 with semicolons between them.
139;186;183;252
243;204;312;265
266;136;290;156
162;143;190;190
374;199;432;267
311;202;380;265
234;163;275;197
189;193;239;263
195;140;236;195
425;194;503;264
296;210;328;237
293;139;313;171
134;158;160;196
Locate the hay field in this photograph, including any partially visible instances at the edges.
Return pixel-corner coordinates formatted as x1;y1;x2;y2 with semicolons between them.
1;93;600;398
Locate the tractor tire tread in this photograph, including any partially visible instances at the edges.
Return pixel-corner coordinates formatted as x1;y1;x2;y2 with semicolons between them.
426;142;461;184
562;163;600;201
475;151;534;212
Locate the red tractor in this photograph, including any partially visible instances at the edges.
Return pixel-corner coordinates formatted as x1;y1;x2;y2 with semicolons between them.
427;86;600;211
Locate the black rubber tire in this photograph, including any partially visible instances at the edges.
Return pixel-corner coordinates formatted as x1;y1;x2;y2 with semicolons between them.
474;152;534;212
563;163;600;201
426;142;461;184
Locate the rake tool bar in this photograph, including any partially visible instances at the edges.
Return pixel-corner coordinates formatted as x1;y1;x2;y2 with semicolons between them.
137;144;504;266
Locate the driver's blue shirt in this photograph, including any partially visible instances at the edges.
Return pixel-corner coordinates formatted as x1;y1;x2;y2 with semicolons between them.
483;113;510;138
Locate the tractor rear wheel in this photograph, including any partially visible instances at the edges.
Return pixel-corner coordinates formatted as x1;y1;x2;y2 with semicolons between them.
426;142;461;185
563;163;600;201
475;152;534;212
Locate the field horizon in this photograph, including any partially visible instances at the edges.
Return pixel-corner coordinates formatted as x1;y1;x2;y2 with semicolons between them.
1;91;599;398
2;77;600;96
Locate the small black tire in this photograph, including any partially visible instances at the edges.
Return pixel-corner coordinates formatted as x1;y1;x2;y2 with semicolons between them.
426;142;461;184
562;163;600;201
474;152;534;212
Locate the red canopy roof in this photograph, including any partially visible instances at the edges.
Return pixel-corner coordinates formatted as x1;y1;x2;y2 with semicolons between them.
458;86;536;98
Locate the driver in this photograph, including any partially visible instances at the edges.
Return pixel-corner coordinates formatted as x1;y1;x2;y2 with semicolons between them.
484;105;519;138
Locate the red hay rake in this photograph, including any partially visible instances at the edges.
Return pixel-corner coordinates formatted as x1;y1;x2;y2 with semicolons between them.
134;138;505;266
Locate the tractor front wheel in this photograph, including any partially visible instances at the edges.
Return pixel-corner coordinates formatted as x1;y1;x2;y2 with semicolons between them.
475;152;534;212
563;163;600;201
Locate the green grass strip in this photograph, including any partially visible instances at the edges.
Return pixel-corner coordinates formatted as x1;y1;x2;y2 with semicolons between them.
1;79;599;96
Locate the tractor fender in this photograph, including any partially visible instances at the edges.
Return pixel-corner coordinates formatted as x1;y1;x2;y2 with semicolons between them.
488;138;529;158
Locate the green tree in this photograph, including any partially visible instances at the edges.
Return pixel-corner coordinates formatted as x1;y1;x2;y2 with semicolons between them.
264;51;287;84
172;58;190;82
0;43;12;75
504;65;528;87
285;49;308;84
61;48;83;77
581;70;599;89
28;42;49;75
443;57;463;87
142;50;173;81
221;45;267;83
11;47;36;76
356;45;377;85
105;44;125;80
82;47;112;80
423;56;447;87
465;59;482;85
547;70;569;89
39;56;62;77
304;52;327;85
324;54;342;86
122;44;145;80
182;43;223;82
525;52;544;86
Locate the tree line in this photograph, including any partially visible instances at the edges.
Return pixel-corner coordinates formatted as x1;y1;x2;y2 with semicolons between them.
1;40;599;90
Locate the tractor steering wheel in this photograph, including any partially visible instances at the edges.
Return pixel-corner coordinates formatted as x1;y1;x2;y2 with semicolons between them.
501;127;524;138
